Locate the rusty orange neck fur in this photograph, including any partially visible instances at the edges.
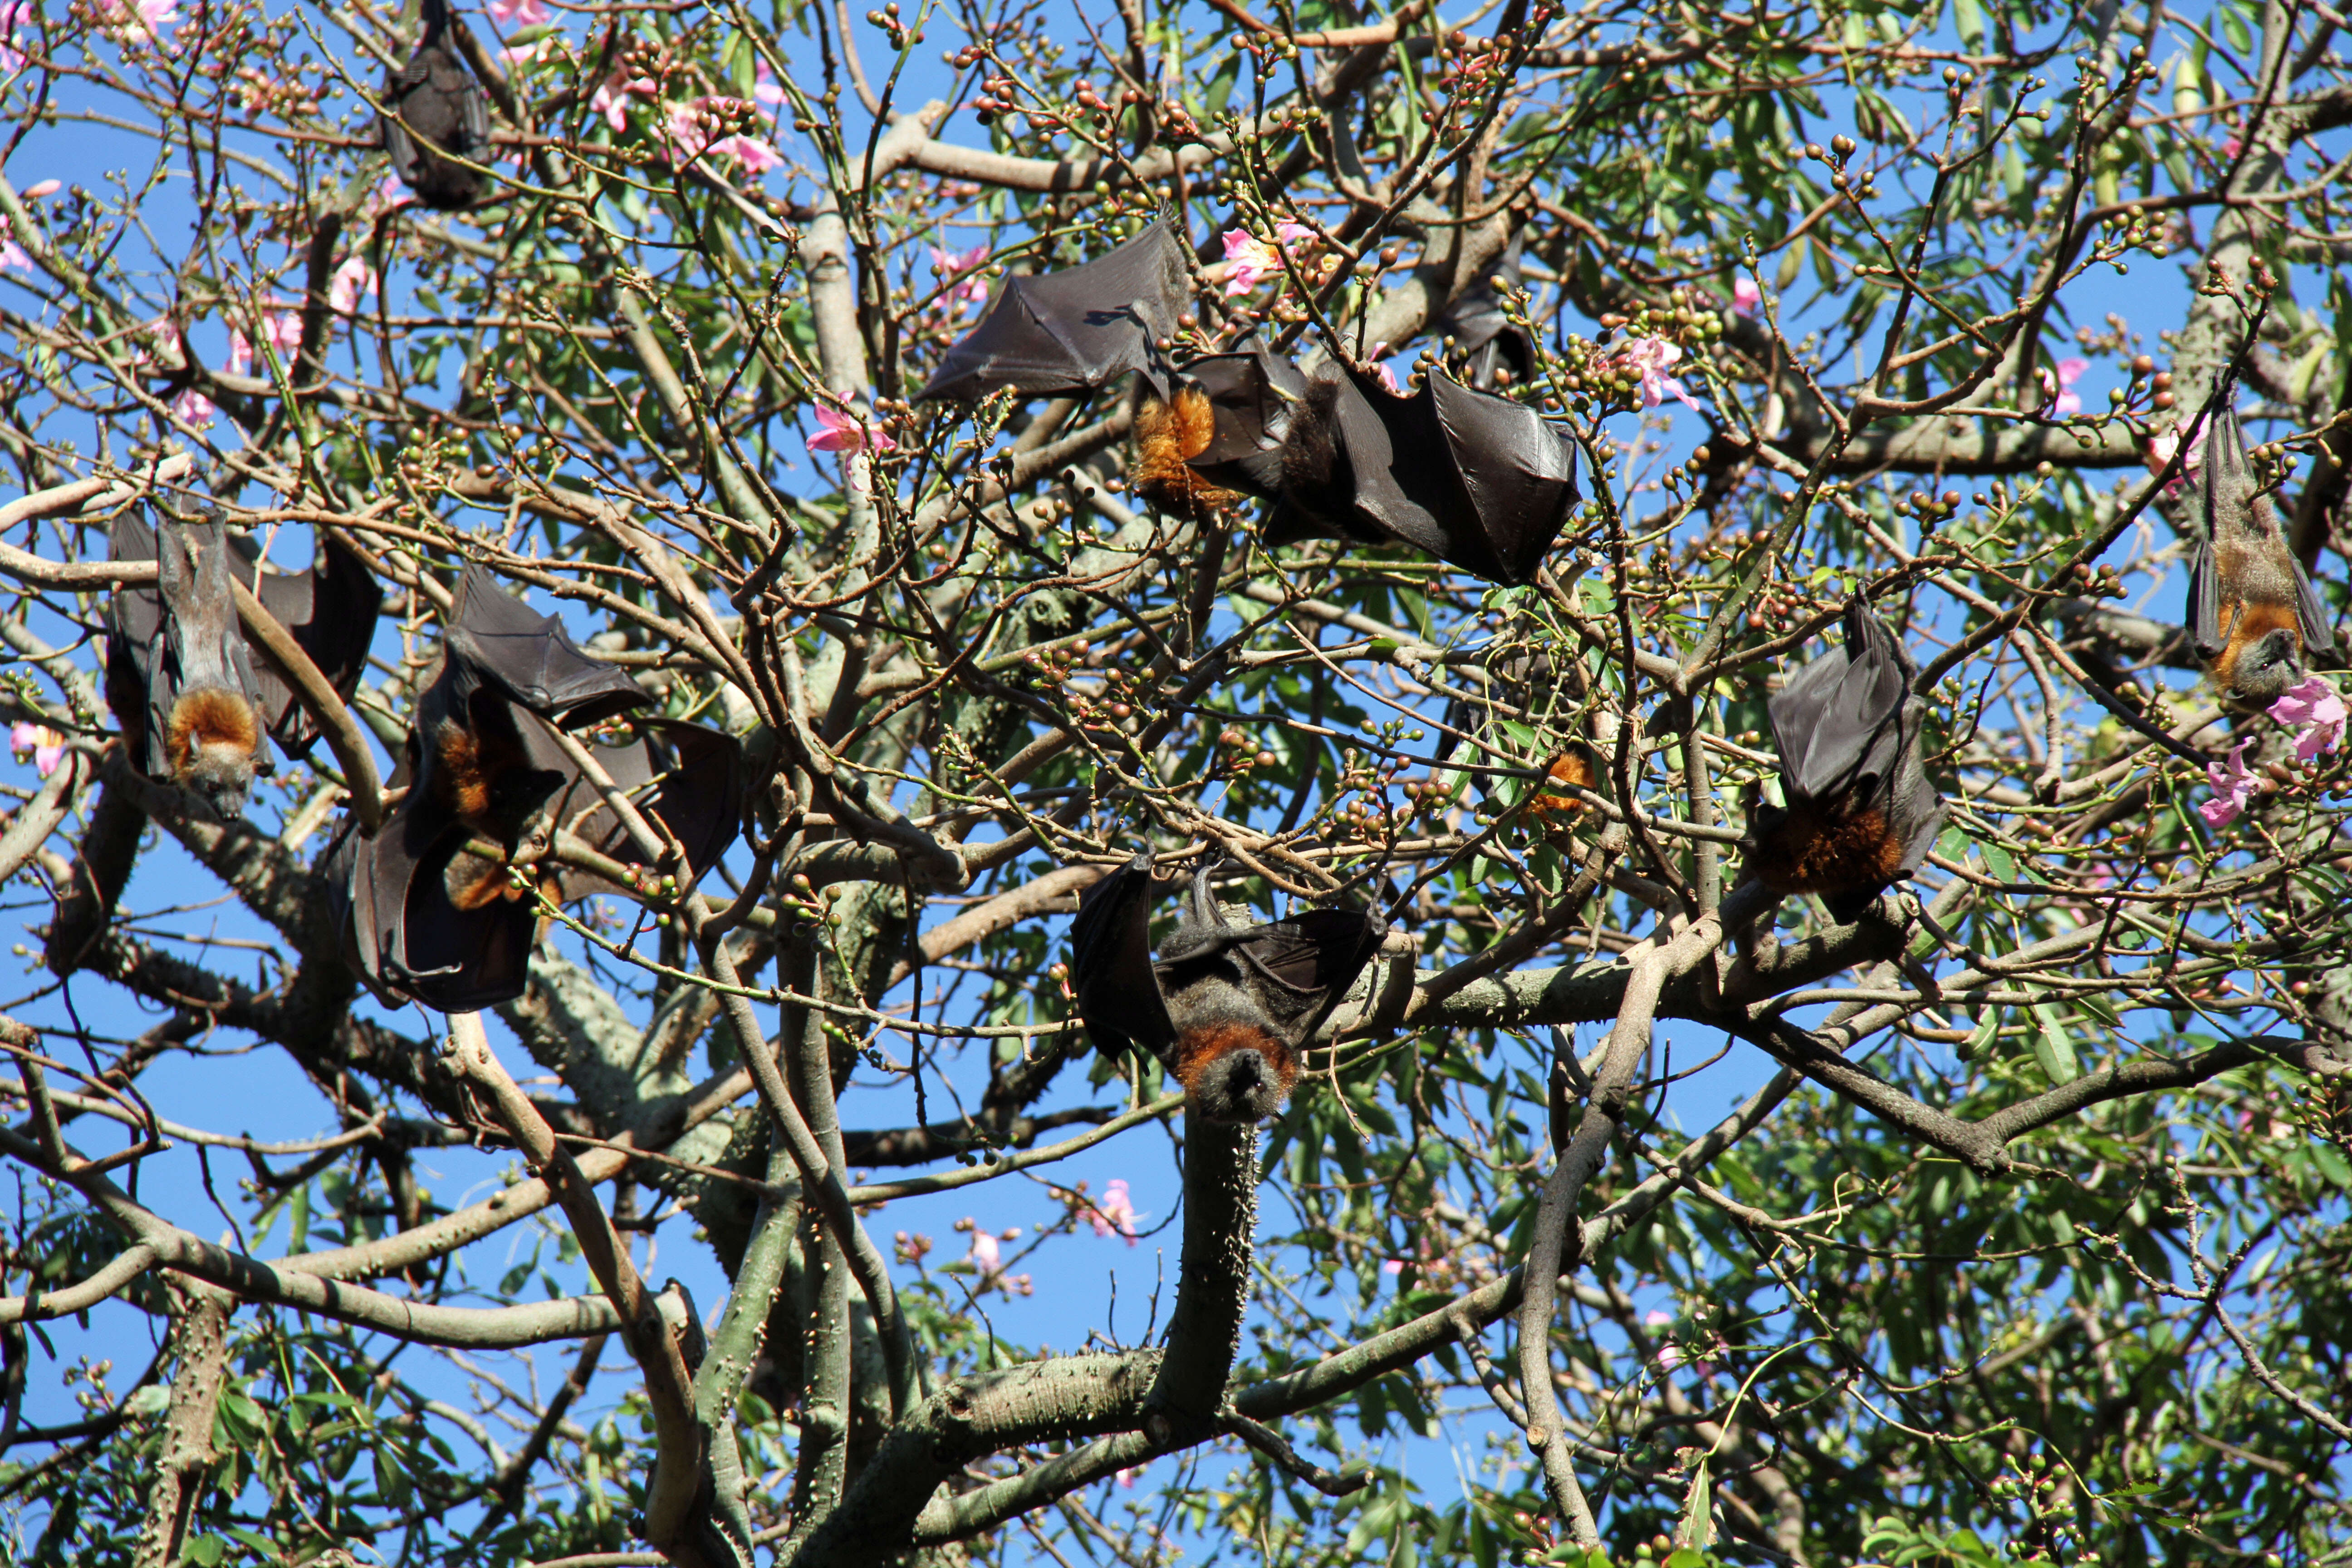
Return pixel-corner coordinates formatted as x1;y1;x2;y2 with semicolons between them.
1172;1019;1298;1099
166;687;260;773
1133;387;1241;518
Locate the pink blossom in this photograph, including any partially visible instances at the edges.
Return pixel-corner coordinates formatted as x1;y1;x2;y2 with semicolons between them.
1612;336;1701;412
1218;220;1313;296
328;256;378;315
929;243;990;307
754;60;786;109
225;329;251;376
487;0;550;27
0;220;28;273
2200;740;2259;828
968;1229;1000;1274
805;400;896;457
497;39;546;66
1381;1258;1404;1275
118;0;179;38
1086;1178;1142;1244
1115;1467;1137;1489
172;386;216;427
0;0;26;76
2144;423;2209;496
2041;356;2088;416
10;722;63;777
20;179;57;199
707;134;783;176
808;399;896;494
1731;276;1762;316
2269;676;2346;762
588;71;655;132
368;171;412;216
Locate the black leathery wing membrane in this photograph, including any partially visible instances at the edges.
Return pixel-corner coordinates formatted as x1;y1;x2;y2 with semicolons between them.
914;216;1191;404
103;506;264;799
1355;365;1581;587
230;529;386;758
1759;599;1947;922
1068;851;1387;1119
336;569;744;1012
379;0;495;210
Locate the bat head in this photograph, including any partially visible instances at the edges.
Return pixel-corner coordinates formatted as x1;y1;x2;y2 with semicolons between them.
1174;1016;1300;1124
167;686;263;818
2215;604;2307;706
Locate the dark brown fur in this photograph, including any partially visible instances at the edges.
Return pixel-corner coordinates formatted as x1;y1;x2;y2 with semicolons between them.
1750;800;1906;899
1174;1019;1300;1121
1132;387;1240;517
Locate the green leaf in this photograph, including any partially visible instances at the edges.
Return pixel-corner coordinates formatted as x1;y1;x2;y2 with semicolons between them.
186;1537;225;1567
1674;1455;1715;1551
2030;1001;2080;1085
2220;1;2253;52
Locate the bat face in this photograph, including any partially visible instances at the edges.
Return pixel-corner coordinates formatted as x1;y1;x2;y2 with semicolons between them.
336;570;744;1012
1181;353;1579;586
1069;851;1386;1124
107;509;268;818
2188;404;2335;709
914;216;1192;404
380;0;494;211
1750;599;1945;922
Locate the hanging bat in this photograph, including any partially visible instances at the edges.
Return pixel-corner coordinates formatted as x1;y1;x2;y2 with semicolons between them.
335;568;743;1011
1176;349;1581;587
229;528;387;759
1749;598;1945;923
380;0;495;211
1068;850;1386;1124
914;216;1191;404
2185;401;2334;709
1435;239;1535;391
105;508;268;818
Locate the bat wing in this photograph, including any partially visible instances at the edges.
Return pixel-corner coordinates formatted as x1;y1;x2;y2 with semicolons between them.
554;719;745;899
238;530;385;756
1768;601;1911;804
2294;555;2335;654
1339;366;1579;585
104;511;171;777
158;510;258;704
1423;370;1578;585
445;564;650;725
2187;535;2225;662
381;42;491;207
1436;243;1534;390
1229;904;1387;1047
915;217;1190;403
1068;850;1176;1058
1182;348;1308;498
342;793;538;1012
